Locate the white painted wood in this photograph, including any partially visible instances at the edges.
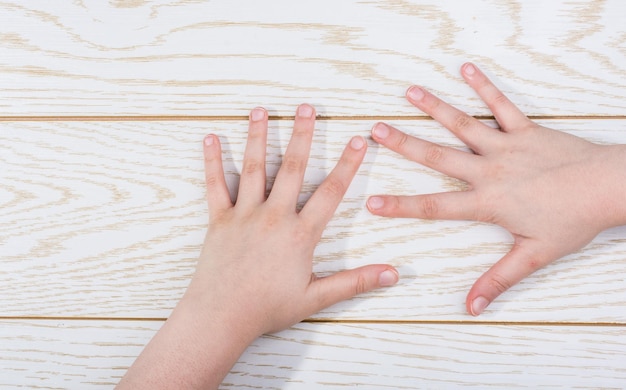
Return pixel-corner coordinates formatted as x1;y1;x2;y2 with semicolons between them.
3;1;625;387
1;320;625;389
1;0;625;116
2;119;626;321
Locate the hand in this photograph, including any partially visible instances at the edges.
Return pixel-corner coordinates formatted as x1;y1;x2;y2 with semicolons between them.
198;104;399;335
118;104;398;389
366;63;626;316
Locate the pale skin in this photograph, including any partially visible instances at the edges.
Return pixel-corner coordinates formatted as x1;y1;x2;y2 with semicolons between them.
367;62;626;316
118;63;626;387
116;104;399;389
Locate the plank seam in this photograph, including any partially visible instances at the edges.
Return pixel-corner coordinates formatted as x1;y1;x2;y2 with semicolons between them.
1;317;625;327
1;115;625;122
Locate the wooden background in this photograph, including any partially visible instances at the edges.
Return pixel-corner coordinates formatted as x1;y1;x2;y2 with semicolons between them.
1;0;625;388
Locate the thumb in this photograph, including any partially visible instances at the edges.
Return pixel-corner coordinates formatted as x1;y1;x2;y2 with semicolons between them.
306;265;399;314
466;239;554;316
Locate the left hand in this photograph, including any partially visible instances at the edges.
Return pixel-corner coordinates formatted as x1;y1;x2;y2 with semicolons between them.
196;104;399;335
118;104;399;390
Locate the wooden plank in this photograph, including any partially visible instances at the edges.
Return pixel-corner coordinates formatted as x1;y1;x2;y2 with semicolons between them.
1;0;625;116
1;320;625;389
2;119;626;321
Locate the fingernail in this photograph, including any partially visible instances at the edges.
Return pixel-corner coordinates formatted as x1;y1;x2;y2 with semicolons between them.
372;122;389;139
297;104;314;118
471;296;490;316
204;135;214;146
407;86;425;101
379;269;399;287
250;107;266;121
464;63;476;76
367;196;385;210
350;136;365;150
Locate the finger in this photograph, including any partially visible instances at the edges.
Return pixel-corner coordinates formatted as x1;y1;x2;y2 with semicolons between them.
367;192;479;221
371;122;483;182
465;239;554;316
236;107;268;209
203;134;233;218
267;104;316;209
460;63;530;132
405;85;503;155
300;136;367;233
306;265;399;314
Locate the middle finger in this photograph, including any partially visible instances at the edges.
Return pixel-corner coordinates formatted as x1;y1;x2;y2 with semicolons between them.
267;104;316;210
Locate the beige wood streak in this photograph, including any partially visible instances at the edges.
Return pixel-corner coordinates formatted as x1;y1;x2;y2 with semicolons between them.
0;0;624;116
1;320;625;389
2;119;626;321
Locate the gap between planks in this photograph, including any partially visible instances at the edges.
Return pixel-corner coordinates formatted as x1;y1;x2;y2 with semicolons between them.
1;115;626;122
1;316;625;327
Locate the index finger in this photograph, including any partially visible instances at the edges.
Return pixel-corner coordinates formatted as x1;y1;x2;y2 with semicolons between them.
299;136;367;233
371;122;482;182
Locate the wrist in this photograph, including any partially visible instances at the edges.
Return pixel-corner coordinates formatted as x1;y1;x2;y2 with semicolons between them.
593;144;626;228
118;281;260;390
177;282;262;360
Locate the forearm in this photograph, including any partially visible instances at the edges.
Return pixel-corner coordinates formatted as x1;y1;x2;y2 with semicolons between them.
116;289;258;390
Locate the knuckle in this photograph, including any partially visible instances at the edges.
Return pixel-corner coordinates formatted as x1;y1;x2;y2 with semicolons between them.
424;144;445;165
384;196;401;215
394;132;410;151
454;113;473;131
243;159;263;175
320;177;345;197
292;225;310;242
293;123;313;136
488;274;512;295
492;92;509;106
205;174;219;188
420;195;439;219
262;216;277;230
291;220;318;245
477;77;491;90
354;273;369;295
423;94;441;110
282;155;305;174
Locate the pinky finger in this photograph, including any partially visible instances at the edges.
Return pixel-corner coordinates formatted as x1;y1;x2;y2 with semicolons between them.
203;134;233;217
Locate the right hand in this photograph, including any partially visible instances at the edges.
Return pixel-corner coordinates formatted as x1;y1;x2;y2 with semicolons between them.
367;63;626;316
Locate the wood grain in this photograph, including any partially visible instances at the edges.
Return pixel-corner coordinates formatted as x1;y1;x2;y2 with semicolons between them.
1;0;625;116
1;320;625;389
2;119;626;321
3;1;626;387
